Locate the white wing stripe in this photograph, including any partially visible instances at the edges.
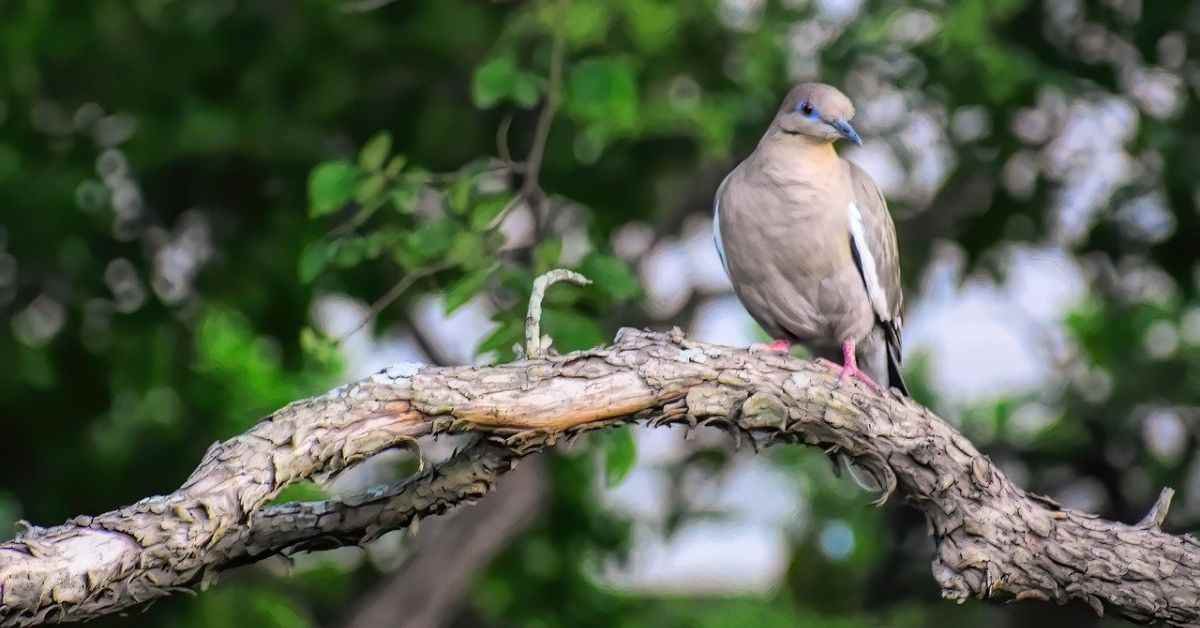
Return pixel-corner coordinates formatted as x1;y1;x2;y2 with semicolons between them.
848;202;890;321
713;174;732;277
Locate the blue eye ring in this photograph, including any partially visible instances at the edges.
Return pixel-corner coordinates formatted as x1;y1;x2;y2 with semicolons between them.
799;100;815;116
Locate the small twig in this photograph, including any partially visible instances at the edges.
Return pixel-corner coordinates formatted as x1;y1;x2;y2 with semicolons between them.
338;263;452;343
522;0;568;244
333;1;569;349
524;269;591;358
484;194;525;232
420;163;523;186
329;200;386;238
331;162;524;234
398;309;452;367
496;114;516;168
520;10;566;198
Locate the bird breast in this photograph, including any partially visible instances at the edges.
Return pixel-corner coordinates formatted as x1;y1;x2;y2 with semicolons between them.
717;166;873;345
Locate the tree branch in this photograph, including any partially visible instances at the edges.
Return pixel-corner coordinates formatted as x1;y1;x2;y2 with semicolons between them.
337;262;454;344
339;449;546;628
243;441;519;562
525;269;590;358
1;328;1198;626
519;2;566;204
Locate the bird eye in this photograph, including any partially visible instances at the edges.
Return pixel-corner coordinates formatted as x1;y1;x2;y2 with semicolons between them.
800;101;814;116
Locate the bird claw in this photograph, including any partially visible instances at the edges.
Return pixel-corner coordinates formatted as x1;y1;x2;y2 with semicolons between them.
833;364;883;394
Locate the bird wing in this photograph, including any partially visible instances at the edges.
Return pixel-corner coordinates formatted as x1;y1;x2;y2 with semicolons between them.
846;160;903;326
712;171;733;278
846;160;906;390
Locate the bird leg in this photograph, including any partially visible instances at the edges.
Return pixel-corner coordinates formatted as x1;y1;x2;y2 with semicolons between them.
833;339;882;393
750;339;792;353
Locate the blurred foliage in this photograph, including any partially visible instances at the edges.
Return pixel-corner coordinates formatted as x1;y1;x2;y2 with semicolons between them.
2;1;1199;627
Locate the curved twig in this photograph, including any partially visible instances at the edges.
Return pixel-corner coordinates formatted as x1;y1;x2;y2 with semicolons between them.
337;263;453;343
524;269;591;358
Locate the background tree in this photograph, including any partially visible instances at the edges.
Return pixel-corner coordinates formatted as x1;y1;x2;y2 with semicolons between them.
1;1;1197;627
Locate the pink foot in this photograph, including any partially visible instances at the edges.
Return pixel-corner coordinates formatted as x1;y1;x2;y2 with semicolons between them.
833;340;882;394
750;339;792;353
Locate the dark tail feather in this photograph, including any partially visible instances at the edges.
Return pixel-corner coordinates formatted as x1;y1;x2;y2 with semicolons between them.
884;325;909;396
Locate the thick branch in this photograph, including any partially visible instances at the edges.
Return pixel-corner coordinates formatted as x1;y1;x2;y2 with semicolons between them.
243;442;518;561
1;329;1198;626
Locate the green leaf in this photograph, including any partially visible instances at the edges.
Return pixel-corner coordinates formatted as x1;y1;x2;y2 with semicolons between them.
298;241;334;283
566;57;638;131
472;55;518;109
390;183;420;213
267;480;329;505
470;195;512;231
444;265;497;314
511;72;542;109
561;0;611;46
355;173;387;204
602;425;637;488
471;56;542;110
533;239;562;274
448;231;488;269
396;219;456;268
499;267;536;297
580;252;640;300
384;155;407;178
478;316;524;355
365;228;404;259
359;132;392;172
543;284;584;307
620;0;680;53
299;327;342;371
447;176;473;214
541;307;605;350
308;161;360;217
334;237;368;268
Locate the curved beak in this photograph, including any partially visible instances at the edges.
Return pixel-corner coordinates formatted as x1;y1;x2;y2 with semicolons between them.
830;119;863;146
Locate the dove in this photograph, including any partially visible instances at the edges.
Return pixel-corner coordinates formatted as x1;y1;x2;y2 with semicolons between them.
714;83;907;395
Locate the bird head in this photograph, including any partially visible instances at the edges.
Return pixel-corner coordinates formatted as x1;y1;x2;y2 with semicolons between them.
773;83;862;146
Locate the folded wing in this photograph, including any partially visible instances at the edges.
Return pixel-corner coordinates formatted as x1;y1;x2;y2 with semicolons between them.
846;160;907;394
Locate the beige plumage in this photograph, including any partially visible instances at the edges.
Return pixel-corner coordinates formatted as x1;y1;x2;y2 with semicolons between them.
714;83;907;395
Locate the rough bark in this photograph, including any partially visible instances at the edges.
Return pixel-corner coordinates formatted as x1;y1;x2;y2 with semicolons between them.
0;328;1198;626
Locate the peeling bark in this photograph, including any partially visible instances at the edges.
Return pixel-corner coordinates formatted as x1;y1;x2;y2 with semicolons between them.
1;328;1198;626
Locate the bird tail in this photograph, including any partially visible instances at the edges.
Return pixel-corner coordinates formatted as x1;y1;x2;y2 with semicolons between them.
883;324;908;396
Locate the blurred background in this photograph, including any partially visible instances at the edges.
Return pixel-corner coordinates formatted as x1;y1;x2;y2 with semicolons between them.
2;0;1199;626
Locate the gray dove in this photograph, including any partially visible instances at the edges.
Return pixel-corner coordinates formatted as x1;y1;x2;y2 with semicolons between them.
714;83;907;395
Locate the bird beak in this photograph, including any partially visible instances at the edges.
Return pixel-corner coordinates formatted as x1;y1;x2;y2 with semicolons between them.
830;119;863;146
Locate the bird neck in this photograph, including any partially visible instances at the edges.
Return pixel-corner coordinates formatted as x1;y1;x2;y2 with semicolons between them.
752;131;843;188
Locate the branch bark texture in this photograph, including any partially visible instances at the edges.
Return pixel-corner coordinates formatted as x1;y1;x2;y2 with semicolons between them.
0;328;1197;626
